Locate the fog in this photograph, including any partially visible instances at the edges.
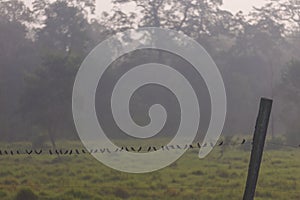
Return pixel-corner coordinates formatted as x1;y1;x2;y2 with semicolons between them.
1;0;300;146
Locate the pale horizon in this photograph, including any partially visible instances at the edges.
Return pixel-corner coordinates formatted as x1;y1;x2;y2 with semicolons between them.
22;0;267;16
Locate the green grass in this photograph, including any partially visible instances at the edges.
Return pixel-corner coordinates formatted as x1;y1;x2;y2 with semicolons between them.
0;142;299;200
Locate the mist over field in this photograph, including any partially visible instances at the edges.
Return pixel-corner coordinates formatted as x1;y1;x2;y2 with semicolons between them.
0;0;300;199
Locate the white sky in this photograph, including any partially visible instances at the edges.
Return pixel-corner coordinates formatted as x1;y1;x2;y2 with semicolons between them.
23;0;267;15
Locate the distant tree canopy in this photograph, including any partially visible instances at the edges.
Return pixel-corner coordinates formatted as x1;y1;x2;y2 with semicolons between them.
0;0;300;144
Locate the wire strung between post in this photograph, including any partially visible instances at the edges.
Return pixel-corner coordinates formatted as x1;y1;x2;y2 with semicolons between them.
0;139;299;156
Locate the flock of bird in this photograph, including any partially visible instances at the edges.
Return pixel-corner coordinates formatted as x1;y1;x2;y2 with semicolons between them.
2;139;300;156
0;139;252;156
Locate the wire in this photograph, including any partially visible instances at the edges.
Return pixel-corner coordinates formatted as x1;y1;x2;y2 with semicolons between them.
0;139;299;156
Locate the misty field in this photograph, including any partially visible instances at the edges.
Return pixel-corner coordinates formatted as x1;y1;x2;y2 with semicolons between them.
0;142;299;200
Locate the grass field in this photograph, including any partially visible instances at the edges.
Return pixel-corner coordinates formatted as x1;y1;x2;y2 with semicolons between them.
0;141;300;200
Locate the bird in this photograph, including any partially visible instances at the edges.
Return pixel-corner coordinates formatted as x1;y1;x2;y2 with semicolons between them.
241;139;246;145
218;141;224;146
35;150;42;155
197;143;201;148
26;150;33;155
131;147;136;152
100;148;106;153
106;148;111;153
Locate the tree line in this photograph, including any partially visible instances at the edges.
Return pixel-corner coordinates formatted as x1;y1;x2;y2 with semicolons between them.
0;0;300;146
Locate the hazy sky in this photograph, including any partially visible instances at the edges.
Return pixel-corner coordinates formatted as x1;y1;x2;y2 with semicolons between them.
23;0;266;15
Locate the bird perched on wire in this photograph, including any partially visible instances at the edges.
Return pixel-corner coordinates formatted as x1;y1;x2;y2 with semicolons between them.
241;139;246;145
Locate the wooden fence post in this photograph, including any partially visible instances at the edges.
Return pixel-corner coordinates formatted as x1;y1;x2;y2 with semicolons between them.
243;98;273;200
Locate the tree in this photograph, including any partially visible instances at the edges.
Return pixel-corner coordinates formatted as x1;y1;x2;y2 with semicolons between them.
16;0;108;145
0;0;36;141
214;2;289;136
34;0;95;56
0;0;32;23
106;0;237;39
263;0;300;32
279;60;300;144
20;54;81;148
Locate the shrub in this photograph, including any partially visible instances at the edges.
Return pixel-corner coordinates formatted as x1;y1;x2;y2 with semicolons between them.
114;187;130;199
191;170;205;176
216;169;230;178
31;127;49;149
265;136;285;150
15;188;38;200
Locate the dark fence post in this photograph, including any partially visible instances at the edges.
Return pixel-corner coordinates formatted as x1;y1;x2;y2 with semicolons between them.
243;98;273;200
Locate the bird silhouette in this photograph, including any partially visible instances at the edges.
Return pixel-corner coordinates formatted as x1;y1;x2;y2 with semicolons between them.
100;148;106;153
26;150;32;155
197;143;201;148
130;147;136;152
241;139;246;145
35;150;42;155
